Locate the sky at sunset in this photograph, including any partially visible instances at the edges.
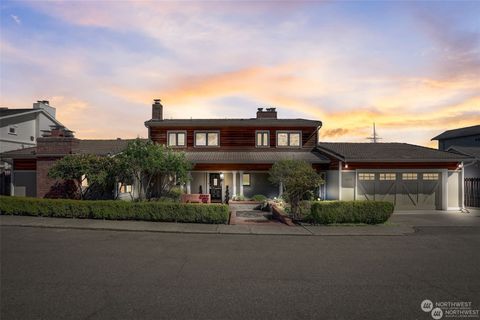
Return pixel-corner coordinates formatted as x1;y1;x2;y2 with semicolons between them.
1;1;479;147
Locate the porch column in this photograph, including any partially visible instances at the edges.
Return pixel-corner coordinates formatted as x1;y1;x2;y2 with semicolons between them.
441;169;448;210
338;161;343;200
460;162;465;209
186;176;191;194
239;171;244;197
205;172;209;194
232;171;237;196
279;182;283;197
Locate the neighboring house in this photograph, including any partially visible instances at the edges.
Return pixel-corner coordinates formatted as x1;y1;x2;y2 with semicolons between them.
1;126;139;198
0;100;63;195
432;125;480;207
1;99;472;211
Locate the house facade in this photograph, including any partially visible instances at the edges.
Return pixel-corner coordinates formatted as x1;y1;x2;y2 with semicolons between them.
145;99;327;201
1;99;472;211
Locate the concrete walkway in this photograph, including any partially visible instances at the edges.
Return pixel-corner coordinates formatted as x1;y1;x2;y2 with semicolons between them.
0;215;416;236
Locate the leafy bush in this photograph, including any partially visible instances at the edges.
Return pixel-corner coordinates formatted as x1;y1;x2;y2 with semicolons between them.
251;194;267;202
232;195;246;201
0;196;229;224
305;201;394;225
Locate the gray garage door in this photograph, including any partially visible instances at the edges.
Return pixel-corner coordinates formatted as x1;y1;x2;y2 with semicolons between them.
357;172;441;210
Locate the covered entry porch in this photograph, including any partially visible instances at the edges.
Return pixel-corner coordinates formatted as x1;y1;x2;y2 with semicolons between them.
187;171;281;202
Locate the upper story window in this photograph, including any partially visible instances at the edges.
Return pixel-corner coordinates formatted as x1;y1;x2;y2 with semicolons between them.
277;131;301;147
256;131;270;147
8;126;17;135
168;131;186;147
195;131;219;147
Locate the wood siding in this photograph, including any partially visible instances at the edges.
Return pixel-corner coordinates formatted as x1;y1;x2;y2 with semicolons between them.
149;126;318;149
339;162;459;170
13;159;36;171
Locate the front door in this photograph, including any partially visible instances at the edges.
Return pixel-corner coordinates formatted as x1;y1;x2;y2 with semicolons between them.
209;173;222;202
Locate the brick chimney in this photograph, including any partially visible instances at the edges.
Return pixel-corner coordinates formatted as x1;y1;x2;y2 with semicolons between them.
37;125;78;155
152;99;163;120
256;107;277;119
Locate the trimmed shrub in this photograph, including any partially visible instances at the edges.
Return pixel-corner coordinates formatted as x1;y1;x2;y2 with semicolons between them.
305;200;394;225
251;194;267;202
0;196;229;224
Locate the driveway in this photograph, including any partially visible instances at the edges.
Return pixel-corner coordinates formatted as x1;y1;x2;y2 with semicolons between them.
390;210;480;227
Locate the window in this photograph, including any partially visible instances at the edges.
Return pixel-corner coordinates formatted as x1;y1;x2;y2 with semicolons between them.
423;173;439;180
276;131;301;147
81;174;89;187
242;173;250;186
379;173;396;180
256;131;270;147
8;126;17;135
195;132;219;147
119;184;132;193
167;131;186;147
402;173;418;180
359;173;375;181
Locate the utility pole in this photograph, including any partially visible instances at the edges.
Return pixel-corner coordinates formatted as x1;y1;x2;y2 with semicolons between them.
366;123;382;143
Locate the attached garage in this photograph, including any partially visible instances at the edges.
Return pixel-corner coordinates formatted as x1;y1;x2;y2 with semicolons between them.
356;171;442;210
317;142;473;211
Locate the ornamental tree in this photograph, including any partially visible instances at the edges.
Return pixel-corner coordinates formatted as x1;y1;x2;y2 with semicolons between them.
269;160;323;220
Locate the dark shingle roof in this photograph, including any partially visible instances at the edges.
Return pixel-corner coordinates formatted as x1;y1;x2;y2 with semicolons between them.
0;108;38;117
432;125;480;141
145;118;321;127
0;139;144;158
184;150;329;164
72;139;142;156
317;142;472;162
447;146;480;159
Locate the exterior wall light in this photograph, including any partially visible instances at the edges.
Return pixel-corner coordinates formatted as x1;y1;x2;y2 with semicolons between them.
220;173;225;180
345;163;349;169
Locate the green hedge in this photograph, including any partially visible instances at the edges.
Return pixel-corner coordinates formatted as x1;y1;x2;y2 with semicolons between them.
305;201;394;225
0;196;229;224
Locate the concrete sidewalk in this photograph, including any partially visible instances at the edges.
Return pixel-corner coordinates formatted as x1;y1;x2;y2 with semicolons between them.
0;215;415;236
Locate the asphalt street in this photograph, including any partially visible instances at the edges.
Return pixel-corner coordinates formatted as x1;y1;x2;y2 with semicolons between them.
1;225;479;320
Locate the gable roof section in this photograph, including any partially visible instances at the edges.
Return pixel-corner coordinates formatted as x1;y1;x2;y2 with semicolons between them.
447;146;480;160
431;125;480;141
145;118;322;127
317;142;471;162
0;108;63;127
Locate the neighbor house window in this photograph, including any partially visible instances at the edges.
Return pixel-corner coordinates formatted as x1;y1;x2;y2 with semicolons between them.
168;131;186;147
242;173;250;186
423;173;439;180
402;173;418;180
195;132;219;147
8;126;17;135
276;131;301;147
119;184;132;193
256;131;270;147
359;173;375;180
379;173;396;180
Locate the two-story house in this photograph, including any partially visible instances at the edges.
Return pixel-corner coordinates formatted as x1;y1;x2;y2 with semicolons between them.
145;99;328;201
0;100;63;195
1;99;472;211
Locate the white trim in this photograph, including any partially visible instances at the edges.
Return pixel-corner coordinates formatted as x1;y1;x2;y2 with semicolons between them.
460;162;465;209
0;138;36;145
232;171;237;196
239;170;244;196
338;161;342;200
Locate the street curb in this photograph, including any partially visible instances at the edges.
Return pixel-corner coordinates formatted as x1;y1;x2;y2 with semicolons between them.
0;216;416;236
